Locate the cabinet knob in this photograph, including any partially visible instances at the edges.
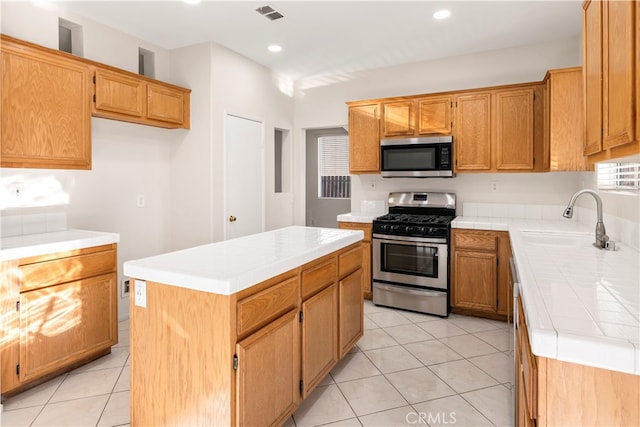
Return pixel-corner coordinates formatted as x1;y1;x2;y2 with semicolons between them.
229;216;237;222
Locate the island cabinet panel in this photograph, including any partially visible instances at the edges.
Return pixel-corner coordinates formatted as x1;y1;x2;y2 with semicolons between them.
1;243;118;396
418;95;452;135
453;93;492;171
515;295;640;427
347;103;380;173
382;100;415;137
236;309;300;427
301;283;338;398
338;222;373;298
0;35;92;170
339;268;364;357
300;257;337;299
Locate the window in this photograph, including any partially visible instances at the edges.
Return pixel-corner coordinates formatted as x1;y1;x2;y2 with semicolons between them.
318;135;350;198
597;162;640;191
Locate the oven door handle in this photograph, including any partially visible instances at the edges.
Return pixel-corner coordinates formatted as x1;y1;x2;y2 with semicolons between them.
373;234;447;244
374;282;445;297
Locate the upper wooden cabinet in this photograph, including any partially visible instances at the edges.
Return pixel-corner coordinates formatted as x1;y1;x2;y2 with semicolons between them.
93;67;190;129
454;92;492;171
583;0;638;161
418;95;453;135
1;35;92;169
382;100;414;137
347;103;380;173
543;68;591;171
495;88;535;170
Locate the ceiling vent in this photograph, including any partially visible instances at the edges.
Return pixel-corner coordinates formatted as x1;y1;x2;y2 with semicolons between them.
256;5;284;21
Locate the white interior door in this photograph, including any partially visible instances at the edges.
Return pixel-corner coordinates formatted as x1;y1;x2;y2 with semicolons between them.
224;113;264;240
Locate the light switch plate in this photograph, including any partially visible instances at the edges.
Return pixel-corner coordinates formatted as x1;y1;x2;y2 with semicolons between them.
134;280;147;307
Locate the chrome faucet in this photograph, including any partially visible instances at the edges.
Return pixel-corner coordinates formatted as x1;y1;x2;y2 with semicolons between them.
563;189;609;249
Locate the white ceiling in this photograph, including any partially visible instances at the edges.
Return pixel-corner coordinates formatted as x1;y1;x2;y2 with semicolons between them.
57;1;583;82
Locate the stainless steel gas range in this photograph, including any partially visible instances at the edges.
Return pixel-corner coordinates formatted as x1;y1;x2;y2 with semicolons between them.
372;191;456;317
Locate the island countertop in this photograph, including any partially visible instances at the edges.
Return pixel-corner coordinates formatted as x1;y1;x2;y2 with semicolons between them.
123;226;364;296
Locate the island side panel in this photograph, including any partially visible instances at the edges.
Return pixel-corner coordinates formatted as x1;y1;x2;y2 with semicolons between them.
130;280;236;426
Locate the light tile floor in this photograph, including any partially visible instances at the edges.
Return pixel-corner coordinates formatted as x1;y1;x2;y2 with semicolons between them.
1;301;514;427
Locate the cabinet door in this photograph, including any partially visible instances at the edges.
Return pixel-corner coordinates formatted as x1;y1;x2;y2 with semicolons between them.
382;101;415;137
236;309;299;427
601;0;635;150
583;0;603;156
1;39;92;170
348;104;380;173
301;283;338;398
19;273;117;383
338;268;363;357
452;251;497;313
495;88;534;170
94;68;144;117
418;96;452;135
454;93;491;171
147;82;186;126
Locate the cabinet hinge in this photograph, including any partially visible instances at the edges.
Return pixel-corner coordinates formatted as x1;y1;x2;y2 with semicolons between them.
16;364;19;376
93;94;96;103
299;311;304;322
16;301;20;312
299;380;304;393
93;75;96;84
233;354;238;371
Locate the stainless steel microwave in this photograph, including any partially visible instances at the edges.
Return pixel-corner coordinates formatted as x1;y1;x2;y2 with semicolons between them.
380;136;454;178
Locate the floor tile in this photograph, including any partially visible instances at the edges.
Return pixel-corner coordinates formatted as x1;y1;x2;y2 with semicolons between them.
363;301;394;314
330;352;380;383
317;371;334;387
363;315;379;330
468;352;514;384
385;367;456;404
428;360;498;393
337;375;407;416
49;368;122;403
448;316;503;333
396;310;442;324
383;324;434;345
404;340;463;366
363;345;422;374
97;391;130;427
2;376;65;411
366;311;412;328
416;320;467;338
412;395;493;427
320;418;362;426
1;405;43;426
475;328;513;352
292;384;355;427
72;347;130;373
440;334;500;358
31;394;109;427
461;384;514;426
113;366;130;393
355;328;398;351
358;405;417;426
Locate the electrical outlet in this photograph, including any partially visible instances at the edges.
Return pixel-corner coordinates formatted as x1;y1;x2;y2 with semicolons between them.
490;182;498;193
137;194;145;208
10;182;25;199
134;280;147;307
121;279;130;297
369;182;376;190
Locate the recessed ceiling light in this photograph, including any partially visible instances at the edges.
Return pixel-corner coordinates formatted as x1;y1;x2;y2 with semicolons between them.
268;44;283;53
433;9;451;20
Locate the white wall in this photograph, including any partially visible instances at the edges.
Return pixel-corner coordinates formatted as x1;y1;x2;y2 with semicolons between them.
1;2;176;321
292;37;585;221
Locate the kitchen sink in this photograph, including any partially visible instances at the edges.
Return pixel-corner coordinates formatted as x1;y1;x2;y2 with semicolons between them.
519;230;595;248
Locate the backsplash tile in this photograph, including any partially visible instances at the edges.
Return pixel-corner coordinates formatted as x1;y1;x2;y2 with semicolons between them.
0;213;67;238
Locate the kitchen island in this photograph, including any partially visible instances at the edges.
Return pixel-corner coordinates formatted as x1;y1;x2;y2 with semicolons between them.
123;226;365;426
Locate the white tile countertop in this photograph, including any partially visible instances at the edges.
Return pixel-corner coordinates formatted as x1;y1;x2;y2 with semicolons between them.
123;226;364;296
337;212;380;223
0;229;120;261
453;216;640;375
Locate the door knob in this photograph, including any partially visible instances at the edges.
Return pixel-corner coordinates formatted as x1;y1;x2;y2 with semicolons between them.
229;216;237;222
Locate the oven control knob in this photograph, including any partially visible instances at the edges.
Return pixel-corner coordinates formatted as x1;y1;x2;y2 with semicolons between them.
404;226;412;234
419;226;427;234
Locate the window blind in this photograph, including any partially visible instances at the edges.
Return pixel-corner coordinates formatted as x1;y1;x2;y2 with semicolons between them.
596;162;640;191
318;135;350;198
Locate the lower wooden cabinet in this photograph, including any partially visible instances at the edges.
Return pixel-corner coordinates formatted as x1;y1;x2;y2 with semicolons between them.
1;244;118;396
130;242;364;426
450;229;511;320
338;222;372;298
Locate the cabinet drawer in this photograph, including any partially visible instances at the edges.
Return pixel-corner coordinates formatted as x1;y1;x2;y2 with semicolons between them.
339;245;363;277
518;297;537;418
301;257;337;300
454;231;498;251
20;250;116;292
338;222;372;242
237;276;299;336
